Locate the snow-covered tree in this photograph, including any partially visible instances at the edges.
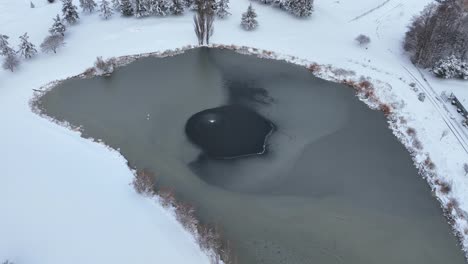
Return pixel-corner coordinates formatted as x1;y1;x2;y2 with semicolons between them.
216;0;230;18
120;0;134;16
256;0;273;4
134;0;149;17
241;4;258;31
80;0;97;12
171;0;185;15
2;51;19;72
99;0;113;19
111;0;120;11
49;15;66;36
18;33;37;59
432;55;468;79
31;1;36;8
272;0;286;9
0;34;14;56
62;0;80;24
404;0;466;68
285;0;313;17
151;0;172;16
40;34;65;53
184;0;194;8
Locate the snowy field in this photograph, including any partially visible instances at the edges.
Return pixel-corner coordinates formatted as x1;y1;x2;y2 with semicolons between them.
1;0;468;263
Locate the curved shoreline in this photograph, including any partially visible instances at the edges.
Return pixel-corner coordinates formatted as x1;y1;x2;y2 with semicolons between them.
30;44;468;262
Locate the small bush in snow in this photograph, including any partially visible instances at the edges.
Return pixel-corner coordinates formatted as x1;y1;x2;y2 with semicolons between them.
31;1;35;8
94;56;116;75
2;260;14;264
132;169;155;196
241;4;258;31
18;33;37;59
432;55;468;80
40;34;65;54
418;92;426;102
355;34;371;47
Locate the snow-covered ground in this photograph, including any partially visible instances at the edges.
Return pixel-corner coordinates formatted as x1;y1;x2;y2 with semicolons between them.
1;0;468;262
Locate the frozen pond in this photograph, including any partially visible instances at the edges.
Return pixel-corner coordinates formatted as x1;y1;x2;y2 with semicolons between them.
36;48;465;264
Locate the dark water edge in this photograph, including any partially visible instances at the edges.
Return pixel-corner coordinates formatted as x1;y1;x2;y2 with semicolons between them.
36;48;465;264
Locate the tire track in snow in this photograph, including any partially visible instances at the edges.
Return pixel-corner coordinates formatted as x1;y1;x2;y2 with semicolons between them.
349;0;391;22
403;66;468;154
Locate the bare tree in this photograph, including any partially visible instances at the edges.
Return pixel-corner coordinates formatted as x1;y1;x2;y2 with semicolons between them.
40;34;65;54
193;0;214;45
2;52;19;72
404;0;466;68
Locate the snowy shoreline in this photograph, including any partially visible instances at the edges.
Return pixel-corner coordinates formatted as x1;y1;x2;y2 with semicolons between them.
31;44;468;260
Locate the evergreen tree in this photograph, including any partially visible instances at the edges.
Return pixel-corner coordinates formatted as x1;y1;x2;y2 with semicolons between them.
18;33;37;59
184;0;194;8
62;0;80;24
0;34;14;56
216;0;230;18
111;0;120;11
120;0;134;16
135;0;149;17
171;0;185;15
241;4;258;30
2;51;19;72
99;0;113;19
30;1;36;8
286;0;312;17
49;15;67;36
80;0;97;12
151;0;172;16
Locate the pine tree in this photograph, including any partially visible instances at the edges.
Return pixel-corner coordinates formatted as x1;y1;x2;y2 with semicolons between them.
151;0;172;16
80;0;97;12
62;0;80;24
120;0;134;16
99;0;113;19
18;33;37;59
135;0;149;17
184;0;194;8
2;51;19;72
216;0;230;18
49;15;67;36
171;0;185;15
0;34;14;56
286;0;312;17
241;4;258;30
111;0;120;11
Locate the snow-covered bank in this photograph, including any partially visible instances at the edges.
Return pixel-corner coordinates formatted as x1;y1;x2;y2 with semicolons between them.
2;0;468;262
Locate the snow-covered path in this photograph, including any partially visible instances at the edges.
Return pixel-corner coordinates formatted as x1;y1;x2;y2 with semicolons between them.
1;0;468;263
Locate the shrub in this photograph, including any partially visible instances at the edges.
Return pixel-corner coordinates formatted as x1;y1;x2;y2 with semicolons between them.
94;56;116;75
132;169;155;196
40;34;65;54
432;55;468;79
355;34;371;47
